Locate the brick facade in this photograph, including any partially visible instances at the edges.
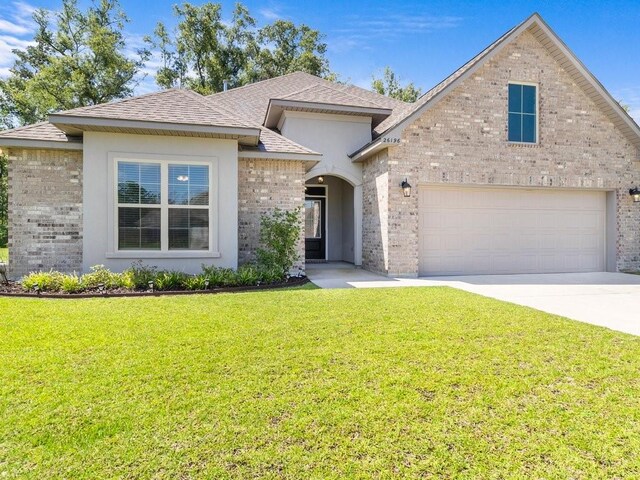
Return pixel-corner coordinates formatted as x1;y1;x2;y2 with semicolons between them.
373;29;640;276
238;158;306;273
7;148;83;279
362;150;389;273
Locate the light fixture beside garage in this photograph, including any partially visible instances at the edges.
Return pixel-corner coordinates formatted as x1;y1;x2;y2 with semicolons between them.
401;179;412;197
630;187;640;203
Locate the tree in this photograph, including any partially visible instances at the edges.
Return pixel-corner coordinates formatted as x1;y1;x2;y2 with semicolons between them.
0;0;149;128
146;3;332;93
251;20;330;82
372;67;422;103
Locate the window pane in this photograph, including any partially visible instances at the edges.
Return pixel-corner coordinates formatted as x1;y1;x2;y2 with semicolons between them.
168;164;210;206
522;85;536;114
117;162;160;204
522;114;536;142
508;113;522;142
189;166;209;185
305;200;322;239
169;184;189;205
189;185;209;205
118;182;140;203
508;84;522;113
118;207;161;250
168;208;209;250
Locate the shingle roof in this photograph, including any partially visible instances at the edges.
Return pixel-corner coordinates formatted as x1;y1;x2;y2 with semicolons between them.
241;127;320;156
0;122;80;144
54;88;255;129
208;71;405;126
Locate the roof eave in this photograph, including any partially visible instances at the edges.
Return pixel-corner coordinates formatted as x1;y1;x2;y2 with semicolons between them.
0;138;83;151
49;114;261;144
263;99;392;128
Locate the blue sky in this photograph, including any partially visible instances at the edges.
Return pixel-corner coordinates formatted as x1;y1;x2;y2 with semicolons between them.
1;0;639;121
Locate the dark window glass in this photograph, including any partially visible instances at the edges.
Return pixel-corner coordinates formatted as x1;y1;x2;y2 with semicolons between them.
508;84;537;143
168;208;209;250
118;207;161;250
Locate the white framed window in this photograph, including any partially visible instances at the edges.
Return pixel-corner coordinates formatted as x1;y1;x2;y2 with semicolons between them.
108;153;219;258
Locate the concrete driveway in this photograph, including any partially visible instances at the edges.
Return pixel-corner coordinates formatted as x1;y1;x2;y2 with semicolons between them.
307;264;640;336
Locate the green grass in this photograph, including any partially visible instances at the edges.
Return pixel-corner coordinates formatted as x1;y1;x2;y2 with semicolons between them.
1;287;640;478
0;247;7;261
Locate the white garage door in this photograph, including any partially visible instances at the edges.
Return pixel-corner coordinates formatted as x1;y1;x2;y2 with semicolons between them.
419;186;606;276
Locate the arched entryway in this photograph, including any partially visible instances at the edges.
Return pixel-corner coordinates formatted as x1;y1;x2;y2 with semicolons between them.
305;175;356;263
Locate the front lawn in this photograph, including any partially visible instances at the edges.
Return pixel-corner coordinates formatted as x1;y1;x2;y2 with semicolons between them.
0;247;7;261
1;287;640;478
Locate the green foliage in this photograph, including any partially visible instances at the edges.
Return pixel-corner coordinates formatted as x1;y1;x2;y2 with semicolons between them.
60;273;83;293
81;264;128;289
183;274;208;290
236;264;260;286
0;0;149;128
154;270;188;291
256;208;302;277
146;2;331;93
123;261;158;290
372;66;422;103
22;271;65;292
0;154;6;247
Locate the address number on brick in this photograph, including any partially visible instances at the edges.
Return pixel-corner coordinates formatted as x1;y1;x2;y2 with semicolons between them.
382;137;400;144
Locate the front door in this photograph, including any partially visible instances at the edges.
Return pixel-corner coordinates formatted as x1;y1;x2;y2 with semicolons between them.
305;196;326;260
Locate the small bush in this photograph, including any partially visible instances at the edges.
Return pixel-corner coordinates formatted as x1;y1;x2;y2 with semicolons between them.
22;271;65;292
60;274;83;294
237;264;260;286
81;265;127;290
124;261;158;290
256;208;301;277
154;270;188;291
183;274;208;290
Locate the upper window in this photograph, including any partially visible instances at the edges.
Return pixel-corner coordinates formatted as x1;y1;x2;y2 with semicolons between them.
508;83;537;143
116;160;210;251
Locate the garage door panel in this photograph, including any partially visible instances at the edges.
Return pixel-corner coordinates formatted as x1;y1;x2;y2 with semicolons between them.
419;187;606;276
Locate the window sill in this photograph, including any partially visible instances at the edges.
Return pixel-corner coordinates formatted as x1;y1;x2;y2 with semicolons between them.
106;251;221;259
507;141;540;147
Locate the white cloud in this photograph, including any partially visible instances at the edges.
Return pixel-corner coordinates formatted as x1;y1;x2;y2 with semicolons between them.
0;1;38;75
327;13;462;54
259;8;283;21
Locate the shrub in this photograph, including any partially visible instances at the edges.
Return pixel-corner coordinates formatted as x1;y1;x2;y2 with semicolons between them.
257;265;283;284
81;265;127;290
183;274;208;290
236;264;260;286
124;261;158;290
154;270;187;291
256;207;301;277
201;265;238;287
22;271;65;292
60;274;83;293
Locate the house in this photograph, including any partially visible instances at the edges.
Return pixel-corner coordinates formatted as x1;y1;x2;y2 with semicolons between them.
1;13;639;280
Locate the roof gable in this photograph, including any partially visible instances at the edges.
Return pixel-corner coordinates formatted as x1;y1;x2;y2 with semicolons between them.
353;13;640;160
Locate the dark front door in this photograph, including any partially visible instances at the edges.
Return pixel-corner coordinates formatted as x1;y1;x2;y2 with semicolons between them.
305;197;325;260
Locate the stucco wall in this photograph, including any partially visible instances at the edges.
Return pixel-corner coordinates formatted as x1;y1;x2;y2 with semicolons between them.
7;148;83;279
237;158;305;273
382;29;640;275
83;132;238;274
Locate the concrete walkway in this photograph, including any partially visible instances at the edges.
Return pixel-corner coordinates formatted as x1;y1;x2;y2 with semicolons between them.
306;264;640;336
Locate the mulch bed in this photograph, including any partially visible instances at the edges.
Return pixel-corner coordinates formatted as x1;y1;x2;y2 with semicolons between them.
0;276;310;299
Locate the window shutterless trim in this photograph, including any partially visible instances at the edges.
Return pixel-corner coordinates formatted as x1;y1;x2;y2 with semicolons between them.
507;81;539;144
106;152;219;258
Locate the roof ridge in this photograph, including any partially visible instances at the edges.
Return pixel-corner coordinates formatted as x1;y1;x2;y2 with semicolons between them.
180;89;257;128
208;71;318;97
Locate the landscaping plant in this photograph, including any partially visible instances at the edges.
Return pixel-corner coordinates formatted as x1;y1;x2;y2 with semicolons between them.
256;207;302;277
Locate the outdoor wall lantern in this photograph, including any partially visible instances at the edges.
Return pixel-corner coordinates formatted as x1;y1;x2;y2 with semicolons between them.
401;178;412;197
630;187;640;203
317;176;324;184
